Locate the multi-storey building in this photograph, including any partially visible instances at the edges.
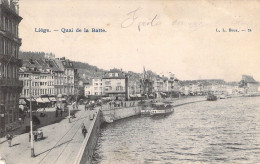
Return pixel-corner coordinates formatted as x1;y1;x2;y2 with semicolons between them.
78;78;89;96
240;75;259;94
19;59;55;99
102;69;127;100
85;76;103;96
152;76;165;98
74;68;80;96
0;0;23;132
55;57;74;96
127;71;141;95
49;60;64;95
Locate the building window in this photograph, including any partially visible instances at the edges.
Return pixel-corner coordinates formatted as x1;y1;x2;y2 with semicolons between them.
116;86;123;91
105;81;111;85
105;86;111;91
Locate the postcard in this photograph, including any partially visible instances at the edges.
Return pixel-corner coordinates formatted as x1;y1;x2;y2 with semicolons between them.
0;0;259;164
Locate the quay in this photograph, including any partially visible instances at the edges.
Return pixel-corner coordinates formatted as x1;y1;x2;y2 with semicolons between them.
0;105;99;164
0;96;206;164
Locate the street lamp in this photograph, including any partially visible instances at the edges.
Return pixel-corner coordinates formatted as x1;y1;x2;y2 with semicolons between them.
29;73;35;157
68;105;71;123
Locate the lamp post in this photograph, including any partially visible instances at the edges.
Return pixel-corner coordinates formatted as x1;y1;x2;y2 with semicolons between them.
68;105;71;123
29;73;35;157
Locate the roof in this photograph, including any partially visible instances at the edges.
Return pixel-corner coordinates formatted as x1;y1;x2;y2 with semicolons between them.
242;75;258;83
59;59;74;69
103;71;126;79
48;60;63;72
79;78;89;84
54;59;65;71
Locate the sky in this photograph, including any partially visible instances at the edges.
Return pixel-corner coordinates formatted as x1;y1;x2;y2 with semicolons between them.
18;0;260;81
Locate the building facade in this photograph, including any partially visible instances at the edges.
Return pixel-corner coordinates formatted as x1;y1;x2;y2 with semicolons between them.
0;0;23;132
241;75;259;94
19;59;55;99
55;57;74;96
84;76;103;96
102;70;127;100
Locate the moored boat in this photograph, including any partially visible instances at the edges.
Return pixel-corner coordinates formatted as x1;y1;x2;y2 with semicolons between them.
141;102;153;116
150;103;174;116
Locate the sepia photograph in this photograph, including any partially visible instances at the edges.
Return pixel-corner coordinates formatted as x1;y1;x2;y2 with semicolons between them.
0;0;260;163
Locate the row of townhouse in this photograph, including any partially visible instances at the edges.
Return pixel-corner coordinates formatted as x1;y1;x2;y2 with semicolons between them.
84;69;181;100
141;70;181;98
179;75;260;96
19;56;77;100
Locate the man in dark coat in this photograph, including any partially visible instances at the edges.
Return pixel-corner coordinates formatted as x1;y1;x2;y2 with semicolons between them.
81;124;87;138
6;134;13;147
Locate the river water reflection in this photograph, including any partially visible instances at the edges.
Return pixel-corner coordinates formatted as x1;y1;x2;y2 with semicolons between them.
93;97;260;163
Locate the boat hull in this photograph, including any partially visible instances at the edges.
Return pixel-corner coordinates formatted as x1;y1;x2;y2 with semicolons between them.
150;108;174;116
141;109;151;116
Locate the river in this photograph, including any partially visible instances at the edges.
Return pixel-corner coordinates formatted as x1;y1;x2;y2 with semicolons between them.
93;97;260;164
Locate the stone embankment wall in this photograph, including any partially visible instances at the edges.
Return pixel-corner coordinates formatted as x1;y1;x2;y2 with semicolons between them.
74;109;102;164
101;101;142;123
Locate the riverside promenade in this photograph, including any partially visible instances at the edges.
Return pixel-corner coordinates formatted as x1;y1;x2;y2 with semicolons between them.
0;105;98;164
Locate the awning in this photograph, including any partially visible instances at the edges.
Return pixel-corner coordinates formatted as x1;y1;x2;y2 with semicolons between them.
48;97;57;102
129;94;134;98
35;97;44;103
102;97;111;100
26;98;36;102
19;99;27;105
35;97;50;103
57;94;63;98
42;98;50;103
136;94;142;98
57;98;66;102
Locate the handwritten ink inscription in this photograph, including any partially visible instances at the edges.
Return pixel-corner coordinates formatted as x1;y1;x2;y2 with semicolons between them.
121;8;161;31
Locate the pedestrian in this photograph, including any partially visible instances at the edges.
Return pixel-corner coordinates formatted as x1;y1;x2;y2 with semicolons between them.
34;132;38;142
82;125;87;138
60;109;63;117
56;107;59;117
6;134;13;147
76;102;78;110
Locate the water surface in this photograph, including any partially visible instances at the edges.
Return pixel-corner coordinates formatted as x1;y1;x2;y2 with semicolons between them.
93;97;260;164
